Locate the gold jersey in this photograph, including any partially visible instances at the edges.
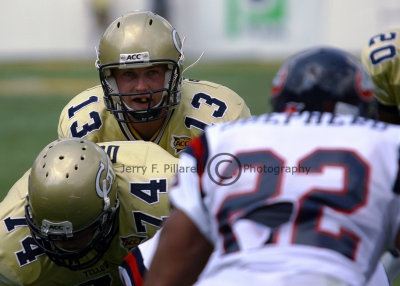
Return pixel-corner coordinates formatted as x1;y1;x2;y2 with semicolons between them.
58;79;251;156
361;29;400;107
0;141;178;286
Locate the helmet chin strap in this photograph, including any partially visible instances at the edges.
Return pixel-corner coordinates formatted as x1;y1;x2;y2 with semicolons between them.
122;99;166;121
104;74;120;94
102;180;110;210
94;46;100;69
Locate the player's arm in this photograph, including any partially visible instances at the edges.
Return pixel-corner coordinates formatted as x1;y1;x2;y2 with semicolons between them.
143;208;213;286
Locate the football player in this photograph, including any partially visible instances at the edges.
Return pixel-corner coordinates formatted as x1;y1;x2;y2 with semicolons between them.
0;138;178;285
58;11;251;156
271;46;391;286
137;49;400;286
120;47;397;286
361;29;400;124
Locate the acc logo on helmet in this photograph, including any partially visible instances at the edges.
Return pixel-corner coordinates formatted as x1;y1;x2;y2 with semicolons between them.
120;52;150;63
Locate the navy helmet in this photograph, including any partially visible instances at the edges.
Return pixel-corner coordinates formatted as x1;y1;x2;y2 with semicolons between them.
270;46;378;118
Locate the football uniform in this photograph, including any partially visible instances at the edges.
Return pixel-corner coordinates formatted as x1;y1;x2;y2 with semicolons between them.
58;79;251;156
0;141;178;286
361;29;400;107
168;112;400;286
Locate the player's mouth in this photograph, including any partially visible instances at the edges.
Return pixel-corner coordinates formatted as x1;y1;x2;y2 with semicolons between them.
133;96;151;104
124;95;154;110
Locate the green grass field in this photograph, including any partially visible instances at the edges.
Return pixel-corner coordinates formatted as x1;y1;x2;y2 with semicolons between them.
0;60;280;199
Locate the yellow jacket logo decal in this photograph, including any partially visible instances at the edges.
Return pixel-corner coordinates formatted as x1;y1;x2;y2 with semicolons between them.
119;235;147;250
171;135;191;155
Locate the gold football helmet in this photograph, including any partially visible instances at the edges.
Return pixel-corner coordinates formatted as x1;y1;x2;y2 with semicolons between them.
96;11;184;123
25;138;119;270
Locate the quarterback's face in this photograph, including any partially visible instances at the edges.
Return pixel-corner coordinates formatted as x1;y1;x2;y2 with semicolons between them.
113;65;167;111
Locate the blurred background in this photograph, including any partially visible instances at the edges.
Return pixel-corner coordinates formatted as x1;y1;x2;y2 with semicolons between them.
2;0;400;61
1;0;400;198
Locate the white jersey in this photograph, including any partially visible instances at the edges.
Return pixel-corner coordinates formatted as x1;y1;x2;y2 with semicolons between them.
169;112;400;286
